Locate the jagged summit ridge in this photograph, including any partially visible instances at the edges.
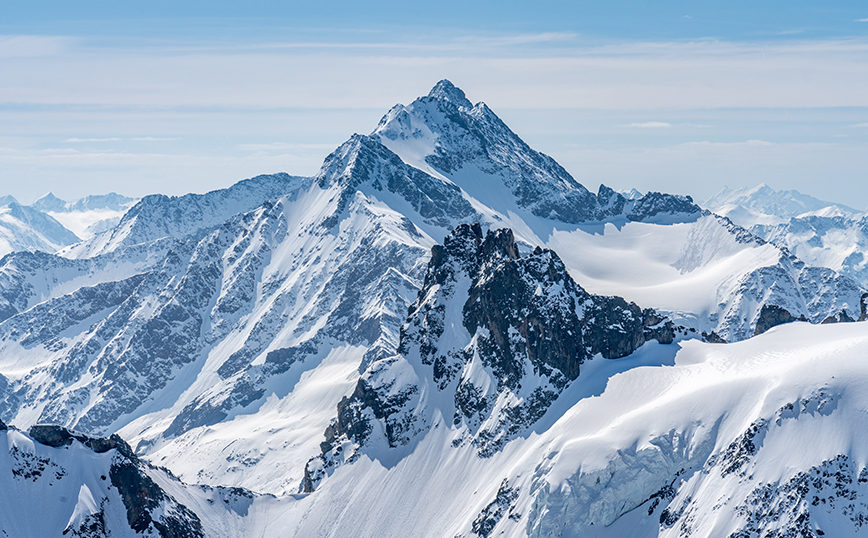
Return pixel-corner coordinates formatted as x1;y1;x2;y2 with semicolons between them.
304;224;683;490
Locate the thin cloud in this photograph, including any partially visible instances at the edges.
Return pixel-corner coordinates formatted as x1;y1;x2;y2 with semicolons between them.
856;18;868;22
132;137;181;141
65;138;122;142
682;140;776;147
238;142;337;151
629;122;673;128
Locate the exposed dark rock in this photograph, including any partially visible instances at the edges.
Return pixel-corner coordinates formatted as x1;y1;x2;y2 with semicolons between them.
110;458;204;537
28;425;135;459
822;309;856;324
861;292;868;321
754;304;807;336
626;191;698;221
472;479;520;537
701;331;727;344
316;134;479;228
0;416;6;430
63;502;108;537
307;224;681;489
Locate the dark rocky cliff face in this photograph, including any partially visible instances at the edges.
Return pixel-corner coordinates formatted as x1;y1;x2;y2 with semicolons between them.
754;304;808;336
304;224;681;491
22;425;205;538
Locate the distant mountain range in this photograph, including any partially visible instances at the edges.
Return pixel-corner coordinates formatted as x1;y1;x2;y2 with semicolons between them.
703;184;868;290
1;81;867;538
0;192;138;258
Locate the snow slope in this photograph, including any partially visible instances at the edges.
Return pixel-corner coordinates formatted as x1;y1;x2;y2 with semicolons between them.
0;199;80;258
4;302;868;538
289;320;868;538
703;184;868;290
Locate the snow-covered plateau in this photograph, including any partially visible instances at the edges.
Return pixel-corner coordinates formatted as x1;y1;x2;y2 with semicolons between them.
1;80;867;537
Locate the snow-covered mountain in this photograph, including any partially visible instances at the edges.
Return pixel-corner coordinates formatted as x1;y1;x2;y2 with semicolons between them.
704;183;861;223
32;192;139;241
702;184;868;290
0;198;81;257
6;321;868;537
1;80;867;537
61;173;305;258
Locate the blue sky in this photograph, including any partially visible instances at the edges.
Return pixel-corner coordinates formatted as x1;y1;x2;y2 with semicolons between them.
1;1;868;207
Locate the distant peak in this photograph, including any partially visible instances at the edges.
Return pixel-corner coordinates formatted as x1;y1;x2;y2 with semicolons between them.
427;80;472;108
31;192;68;212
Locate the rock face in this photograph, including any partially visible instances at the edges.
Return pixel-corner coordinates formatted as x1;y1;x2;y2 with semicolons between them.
62;173;306;259
3;425;209;538
28;424;135;459
753;304;807;336
304;224;681;490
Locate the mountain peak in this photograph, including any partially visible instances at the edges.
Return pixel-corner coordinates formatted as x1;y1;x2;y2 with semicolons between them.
427;79;472;108
31;192;68;212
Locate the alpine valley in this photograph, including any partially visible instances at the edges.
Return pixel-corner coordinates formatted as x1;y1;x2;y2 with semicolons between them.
1;81;867;537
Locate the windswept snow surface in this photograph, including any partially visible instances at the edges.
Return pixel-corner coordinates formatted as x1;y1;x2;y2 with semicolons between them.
5;322;868;538
278;321;868;538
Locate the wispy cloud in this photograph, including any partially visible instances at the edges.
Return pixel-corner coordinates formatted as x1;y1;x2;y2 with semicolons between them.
856;18;868;22
238;142;337;151
3;35;868;111
132;137;181;141
629;122;673;128
65;137;122;142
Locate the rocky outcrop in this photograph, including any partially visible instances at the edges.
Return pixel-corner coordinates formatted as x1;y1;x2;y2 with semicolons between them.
822;309;856;324
109;458;204;537
861;292;868;321
753;304;807;336
305;224;683;490
28;424;135;459
26;424;204;537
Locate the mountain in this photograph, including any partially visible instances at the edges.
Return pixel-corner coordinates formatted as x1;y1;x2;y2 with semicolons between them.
61;173;305;258
304;223;683;489
33;192;137;213
704;183;860;222
0;199;81;258
0;422;264;537
702;184;868;290
1;81;867;536
32;192;139;241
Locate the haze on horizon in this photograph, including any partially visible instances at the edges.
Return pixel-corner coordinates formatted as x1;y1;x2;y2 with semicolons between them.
1;1;867;209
